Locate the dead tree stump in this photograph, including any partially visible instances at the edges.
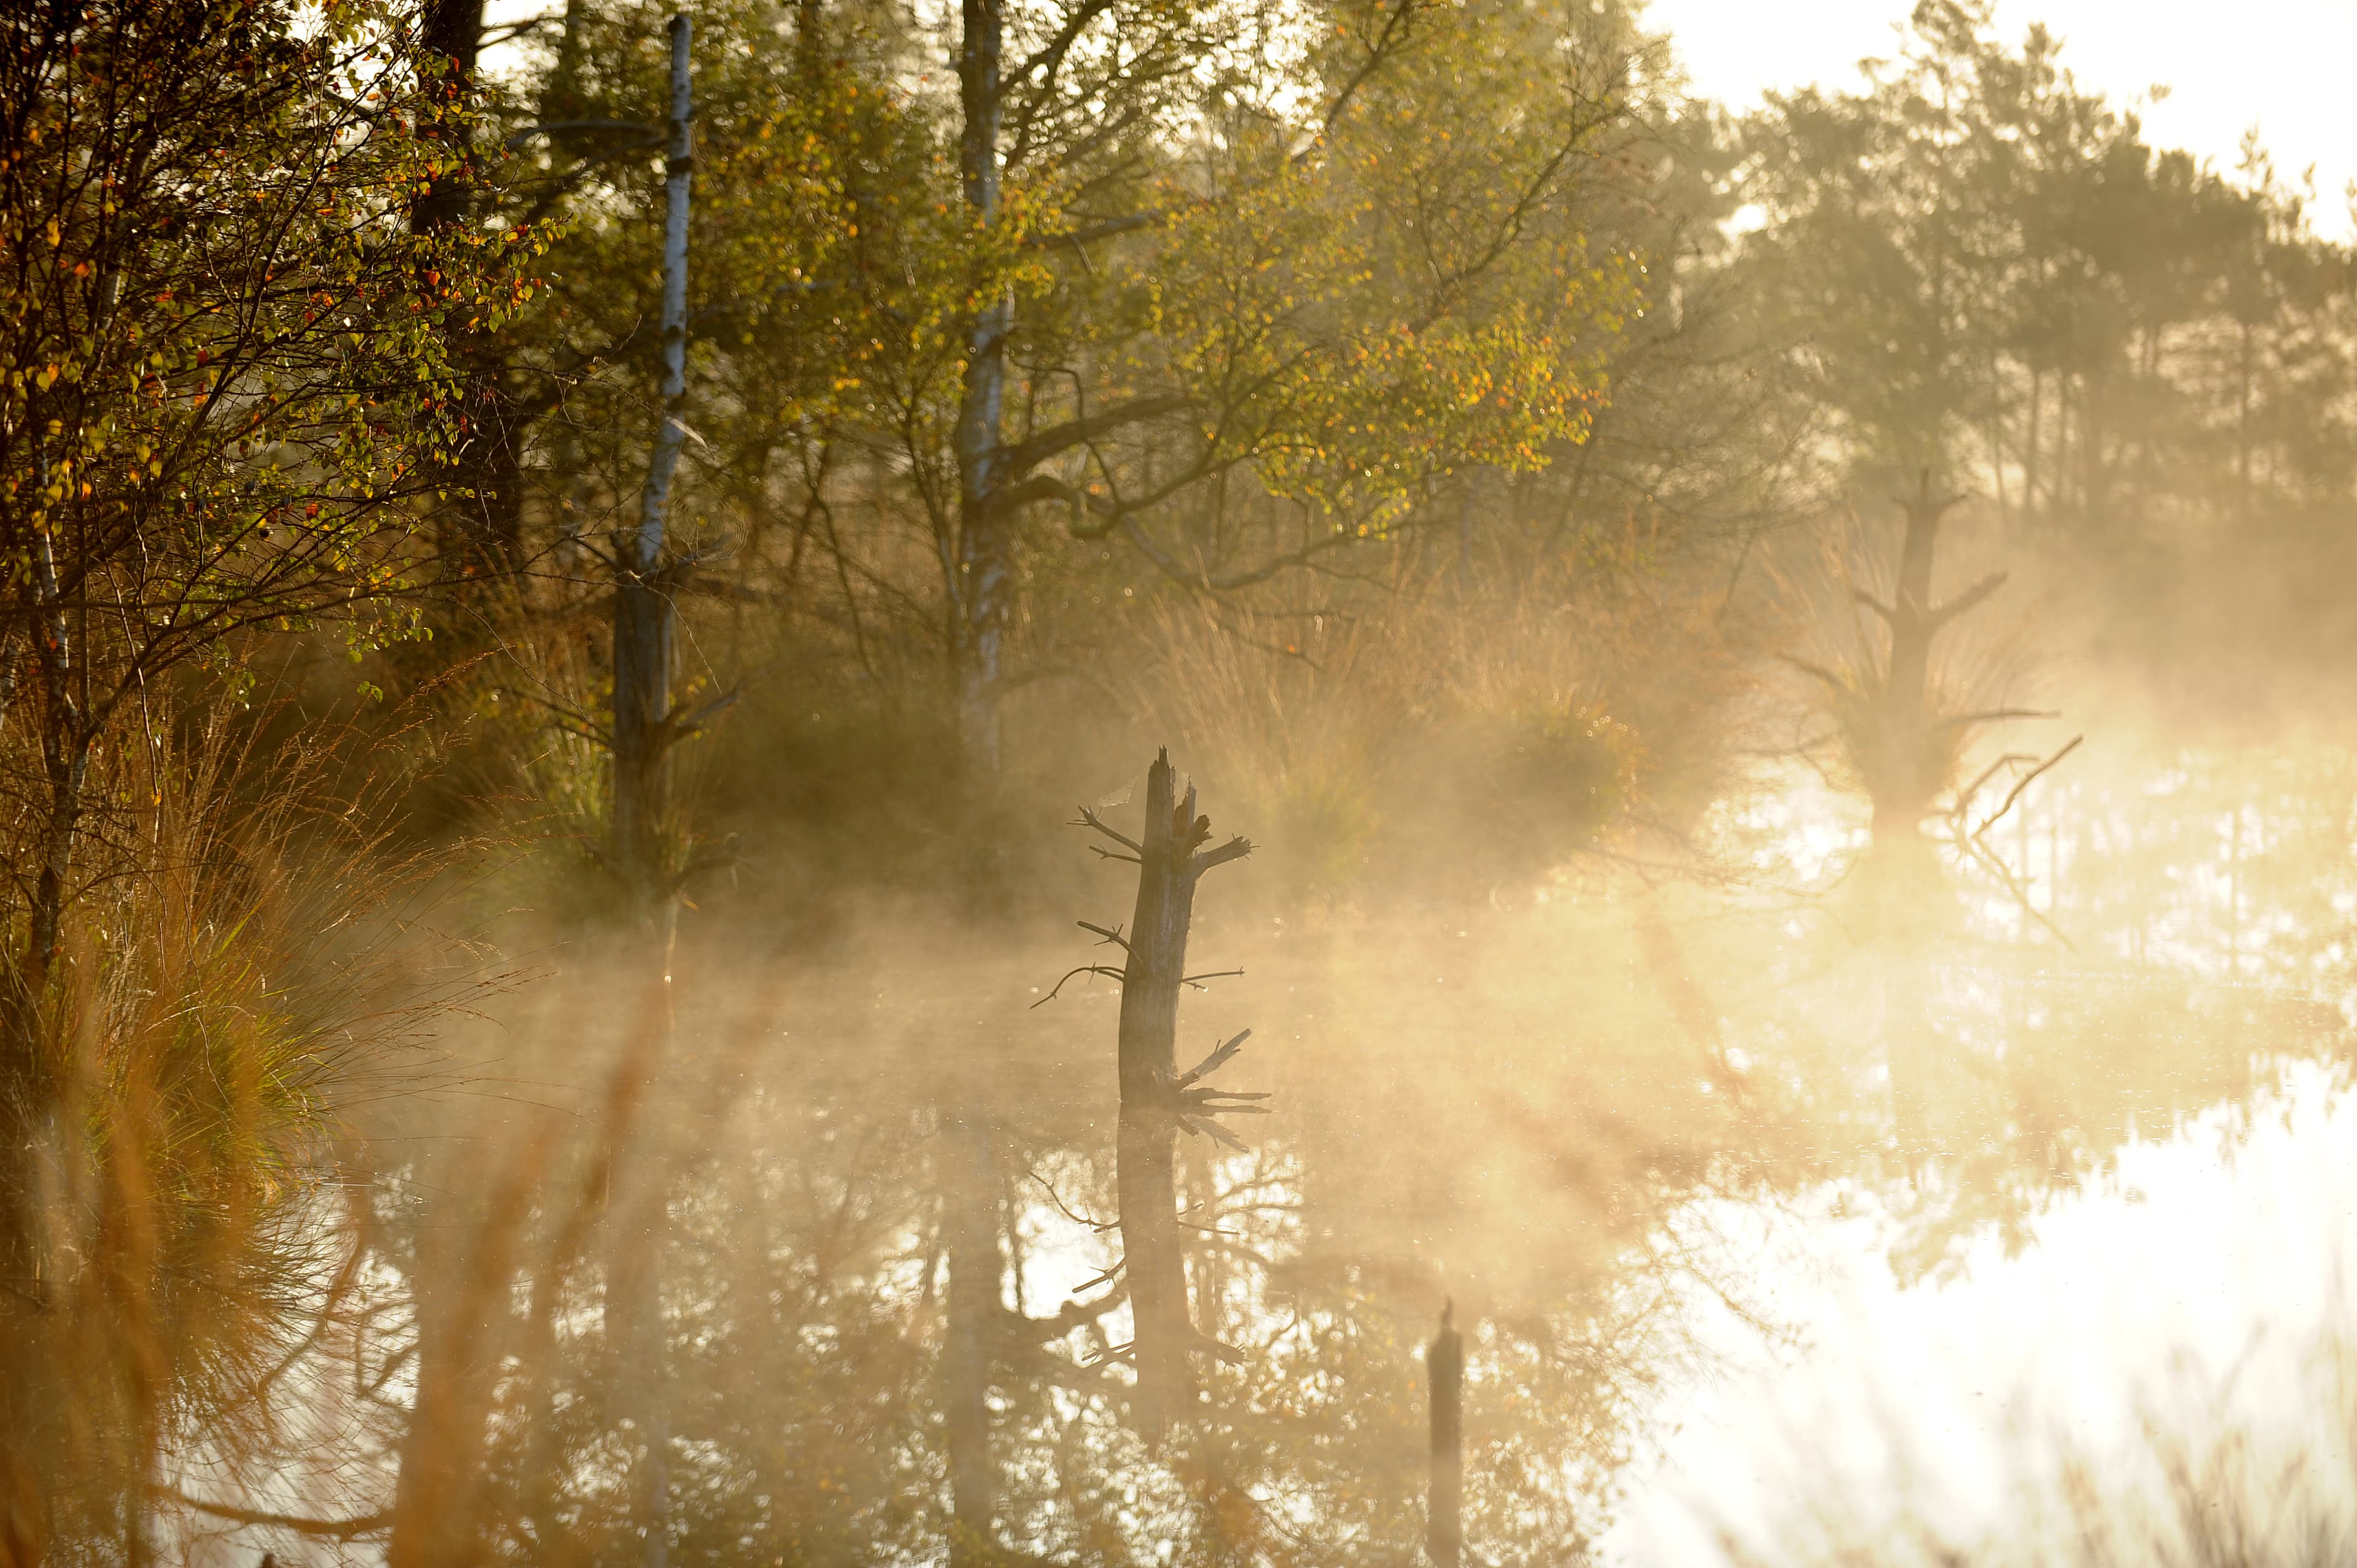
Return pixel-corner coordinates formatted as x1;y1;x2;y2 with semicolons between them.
1070;749;1257;1441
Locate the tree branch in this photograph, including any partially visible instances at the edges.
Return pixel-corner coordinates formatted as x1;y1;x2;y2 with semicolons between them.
1003;395;1195;475
150;1485;391;1540
1972;735;2083;840
1852;588;1895;625
1317;0;1427;142
1936;707;2054;732
1073;805;1143;854
1929;570;2008;628
1176;1029;1252;1087
1032;964;1127;1007
1191;835;1253;876
503;118;660;151
1029;209;1167;247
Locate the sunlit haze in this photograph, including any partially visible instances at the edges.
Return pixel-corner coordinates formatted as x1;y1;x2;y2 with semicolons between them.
1652;0;2357;235
10;3;2357;1566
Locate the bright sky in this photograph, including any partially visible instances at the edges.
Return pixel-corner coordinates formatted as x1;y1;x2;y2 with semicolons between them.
1645;0;2357;238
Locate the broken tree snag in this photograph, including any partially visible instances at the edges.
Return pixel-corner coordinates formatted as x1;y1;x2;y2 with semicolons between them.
1427;1303;1464;1568
1085;748;1253;1441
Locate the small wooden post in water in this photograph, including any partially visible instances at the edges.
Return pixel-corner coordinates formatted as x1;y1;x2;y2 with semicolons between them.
1427;1302;1463;1568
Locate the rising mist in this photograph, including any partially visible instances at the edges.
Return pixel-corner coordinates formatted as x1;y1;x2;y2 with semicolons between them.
1;0;2354;1565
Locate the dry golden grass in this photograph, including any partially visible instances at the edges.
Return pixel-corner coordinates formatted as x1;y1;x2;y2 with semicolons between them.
0;692;516;1567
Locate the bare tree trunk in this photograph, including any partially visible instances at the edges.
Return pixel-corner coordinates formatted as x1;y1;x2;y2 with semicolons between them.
2054;377;2071;517
544;0;590;120
386;1226;474;1568
605;26;693;1568
411;0;486;233
1102;751;1252;1440
410;0;529;575
2024;366;2042;519
1179;1133;1221;1344
1118;757;1199;1437
612;15;694;922
1984;347;2007;525
1864;474;1974;1164
1426;1306;1463;1568
2237;321;2254;526
951;0;1013;771
2093;383;2113;520
462;396;528;576
1871;471;1949;854
939;1111;1000;1568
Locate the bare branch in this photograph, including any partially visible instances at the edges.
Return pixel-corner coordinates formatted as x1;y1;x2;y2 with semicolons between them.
1954;751;2038;814
1193;1330;1250;1366
1032;964;1127;1007
662;682;743;744
1176;1029;1252;1087
150;1485;390;1540
1028;1168;1117;1234
1005;395;1196;476
1029;209;1169;248
503;118;660;151
1973;735;2083;840
1069;1257;1128;1295
1011;0;1118;92
1181;1115;1252;1151
1191;836;1253;875
1930;571;2009;627
995;471;1094;514
1893;472;1970;518
1317;0;1426;141
1073;805;1144;855
1077;919;1132;952
1937;707;2056;732
1779;654;1856;693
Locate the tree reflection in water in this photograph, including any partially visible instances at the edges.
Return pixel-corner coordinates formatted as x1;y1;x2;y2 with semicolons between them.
152;743;2357;1567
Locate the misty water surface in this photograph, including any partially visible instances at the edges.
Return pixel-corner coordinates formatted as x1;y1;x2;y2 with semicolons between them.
199;732;2357;1568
